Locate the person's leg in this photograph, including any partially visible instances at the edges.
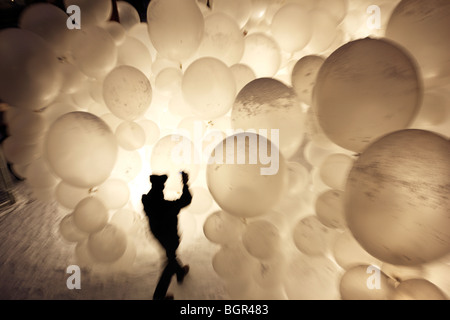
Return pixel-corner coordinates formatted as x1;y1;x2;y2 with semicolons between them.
153;260;176;300
166;241;189;283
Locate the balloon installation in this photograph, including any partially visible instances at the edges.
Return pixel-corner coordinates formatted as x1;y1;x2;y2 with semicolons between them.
1;0;449;299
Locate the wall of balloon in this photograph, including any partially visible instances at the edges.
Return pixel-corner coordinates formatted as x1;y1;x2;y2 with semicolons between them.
1;0;450;300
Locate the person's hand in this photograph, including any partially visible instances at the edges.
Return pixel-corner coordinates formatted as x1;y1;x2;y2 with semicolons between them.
181;171;189;185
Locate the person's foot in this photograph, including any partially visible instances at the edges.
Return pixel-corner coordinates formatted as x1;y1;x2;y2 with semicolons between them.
177;265;190;283
164;294;174;300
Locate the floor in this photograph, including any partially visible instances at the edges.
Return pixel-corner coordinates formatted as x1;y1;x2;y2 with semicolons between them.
0;180;229;300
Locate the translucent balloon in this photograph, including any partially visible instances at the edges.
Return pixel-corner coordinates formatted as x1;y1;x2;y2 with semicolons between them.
291;55;325;106
147;0;204;62
206;132;287;218
293;215;336;256
231;78;305;159
381;263;425;283
212;243;257;280
45;111;118;188
253;253;287;289
128;22;157;61
58;61;88;95
315;189;347;229
240;33;281;78
55;181;90;210
110;208;137;233
229;64;256;94
2;136;43;166
155;67;183;96
7;110;46;142
150;134;200;190
333;231;381;270
115;121;146;151
211;0;252;29
59;213;89;243
25;157;59;189
88;224;128;263
339;265;395;300
19;3;71;55
391;279;448;300
286;161;310;196
196;13;245;66
117;1;140;31
75;240;95;267
116;37;153;78
312;38;422;153
304;9;341;53
284;254;342;300
203;210;246;245
64;0;112;27
186;186;213;215
182;57;236;120
385;0;450;88
95;179;130;210
319;153;353;191
69;26;118;79
242;220;281;260
137;119;160;146
345;129;450;265
0;28;61;110
270;3;312;53
72;197;109;234
102;21;126;46
314;0;348;24
103;65;153;121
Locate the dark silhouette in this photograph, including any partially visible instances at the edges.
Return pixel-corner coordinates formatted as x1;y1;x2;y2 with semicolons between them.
142;171;192;300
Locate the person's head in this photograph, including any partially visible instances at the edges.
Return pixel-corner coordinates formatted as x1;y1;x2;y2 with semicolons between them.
150;174;168;191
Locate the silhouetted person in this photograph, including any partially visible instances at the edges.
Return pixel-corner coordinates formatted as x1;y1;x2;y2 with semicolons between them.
142;171;192;300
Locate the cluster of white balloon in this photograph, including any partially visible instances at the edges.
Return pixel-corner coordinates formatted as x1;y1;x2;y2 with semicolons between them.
0;0;450;299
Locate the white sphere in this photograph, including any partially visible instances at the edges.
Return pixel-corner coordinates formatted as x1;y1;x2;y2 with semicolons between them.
319;153;354;191
116;37;153;78
115;121;146;151
242;220;281;260
203;210;245;245
103;65;153;121
182;57;236;119
240;33;281;78
88;224;128;263
117;1;140;31
59;213;89;243
64;0;112;27
72;197;109;234
95;179;130;210
55;181;90;210
291;55;325;106
211;0;252;29
230;64;256;94
45;111;118;188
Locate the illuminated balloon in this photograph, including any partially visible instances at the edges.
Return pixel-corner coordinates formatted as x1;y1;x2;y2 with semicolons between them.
182;57;236;120
270;3;312;53
286;162;309;196
19;3;71;54
304;9;341;53
25;157;59;189
45;111;118;188
110;208;137;233
315;189;347;229
72;197;109;234
69;26;118;79
186;186;213;215
128;22;157;61
339;265;395;300
137;119;160;146
242;220;281;260
88;224;128;263
293;215;335;256
115;121;146;151
0;28;61;110
64;0;112;27
7;110;46;142
95;179;130;210
385;0;450;88
55;181;90;210
211;0;252;29
102;21;126;46
203;210;246;245
345;129;450;265
319;153;354;191
312;38;422;153
391;279;447;300
59;214;89;243
2;136;43;166
196;13;245;66
117;1;140;31
291;55;325;106
147;0;204;62
103;65;153;121
240;33;281;78
315;0;348;24
231;78;305;159
212;243;257;280
155;67;183;96
116;37;153;78
206;132;287;218
229;64;256;94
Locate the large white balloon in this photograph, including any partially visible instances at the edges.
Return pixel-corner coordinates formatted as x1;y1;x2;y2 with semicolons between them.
45;111;118;188
147;0;204;62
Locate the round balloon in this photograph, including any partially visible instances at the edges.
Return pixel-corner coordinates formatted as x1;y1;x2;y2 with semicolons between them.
312;37;422;153
345;129;450;265
88;224;128;263
206;132;287;218
45;111;118;188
